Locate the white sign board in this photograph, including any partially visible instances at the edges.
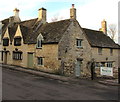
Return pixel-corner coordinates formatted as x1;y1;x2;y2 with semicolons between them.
100;67;113;76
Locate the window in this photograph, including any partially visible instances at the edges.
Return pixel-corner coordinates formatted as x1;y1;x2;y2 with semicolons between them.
95;62;100;68
110;49;113;56
3;38;9;46
37;39;42;48
100;62;105;67
106;62;113;67
1;51;3;61
76;39;82;48
13;51;22;60
98;48;102;55
14;37;21;46
38;57;43;65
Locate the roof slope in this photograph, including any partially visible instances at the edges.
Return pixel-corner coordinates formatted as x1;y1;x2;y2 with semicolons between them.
20;18;38;28
8;25;18;42
1;17;119;49
1;18;9;35
20;25;34;44
26;19;72;44
1;18;39;42
83;28;119;49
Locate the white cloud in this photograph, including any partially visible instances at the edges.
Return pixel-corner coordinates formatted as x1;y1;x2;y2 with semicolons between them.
80;0;119;43
47;0;119;29
0;0;119;42
0;0;47;20
54;0;119;42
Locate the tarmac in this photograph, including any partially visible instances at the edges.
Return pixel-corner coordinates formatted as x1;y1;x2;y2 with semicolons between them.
1;64;120;86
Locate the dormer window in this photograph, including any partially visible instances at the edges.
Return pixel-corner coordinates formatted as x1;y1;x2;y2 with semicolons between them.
3;38;9;46
37;39;42;48
36;33;43;48
14;37;21;46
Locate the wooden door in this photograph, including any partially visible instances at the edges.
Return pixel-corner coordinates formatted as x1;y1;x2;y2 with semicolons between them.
75;60;81;77
27;53;33;68
4;52;7;64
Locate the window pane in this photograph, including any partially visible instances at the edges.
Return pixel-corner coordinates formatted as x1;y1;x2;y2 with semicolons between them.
37;40;40;47
37;40;41;48
20;53;22;60
38;57;43;65
107;62;112;67
77;39;82;47
41;58;43;65
1;52;3;61
3;39;9;46
13;52;22;60
14;38;21;46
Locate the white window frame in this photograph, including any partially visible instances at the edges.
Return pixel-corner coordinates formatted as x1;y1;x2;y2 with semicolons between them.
106;62;113;68
76;39;83;48
37;39;42;48
13;52;22;60
36;33;43;48
38;57;44;66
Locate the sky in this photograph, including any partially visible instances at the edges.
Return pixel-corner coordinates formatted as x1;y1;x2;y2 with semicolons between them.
0;0;119;42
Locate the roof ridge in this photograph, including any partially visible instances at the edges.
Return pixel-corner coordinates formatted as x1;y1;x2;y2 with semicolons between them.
83;28;119;49
82;27;102;33
47;19;71;24
20;18;38;23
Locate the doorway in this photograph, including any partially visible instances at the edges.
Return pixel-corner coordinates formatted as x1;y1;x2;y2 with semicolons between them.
4;52;7;64
27;53;33;68
75;60;82;77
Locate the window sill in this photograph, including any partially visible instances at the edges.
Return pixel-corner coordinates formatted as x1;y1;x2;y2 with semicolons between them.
3;45;9;46
38;64;44;67
14;45;21;46
36;47;42;49
77;46;83;49
13;59;22;60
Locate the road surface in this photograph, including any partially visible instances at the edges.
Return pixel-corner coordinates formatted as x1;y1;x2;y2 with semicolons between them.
2;67;119;100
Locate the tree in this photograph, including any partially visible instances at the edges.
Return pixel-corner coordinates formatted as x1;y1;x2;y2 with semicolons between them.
51;15;59;22
51;14;64;22
108;24;117;41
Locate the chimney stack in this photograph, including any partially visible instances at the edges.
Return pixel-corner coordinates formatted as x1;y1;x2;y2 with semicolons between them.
100;19;107;35
13;8;19;17
13;8;21;22
38;8;47;24
70;4;76;19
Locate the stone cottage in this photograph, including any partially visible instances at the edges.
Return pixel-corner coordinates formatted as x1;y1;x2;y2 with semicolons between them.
0;4;120;77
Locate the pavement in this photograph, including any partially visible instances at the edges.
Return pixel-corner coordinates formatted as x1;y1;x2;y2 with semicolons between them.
1;64;120;86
